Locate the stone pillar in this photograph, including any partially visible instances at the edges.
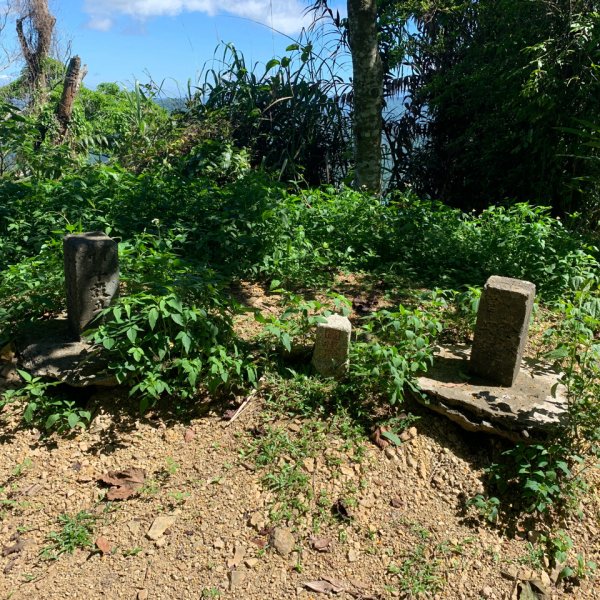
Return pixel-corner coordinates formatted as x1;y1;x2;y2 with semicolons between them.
64;232;119;338
311;314;351;379
470;276;535;387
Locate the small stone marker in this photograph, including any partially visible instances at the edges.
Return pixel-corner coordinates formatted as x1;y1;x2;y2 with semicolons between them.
470;276;536;387
64;232;119;338
311;314;351;379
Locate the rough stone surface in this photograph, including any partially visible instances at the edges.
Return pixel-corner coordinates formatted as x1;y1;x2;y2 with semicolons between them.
16;318;117;387
272;527;295;556
417;345;568;442
64;232;119;338
470;276;536;387
147;515;177;540
311;314;351;379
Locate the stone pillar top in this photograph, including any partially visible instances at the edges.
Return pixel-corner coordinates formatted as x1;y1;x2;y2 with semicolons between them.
484;275;536;294
311;314;352;380
470;275;536;387
64;232;119;339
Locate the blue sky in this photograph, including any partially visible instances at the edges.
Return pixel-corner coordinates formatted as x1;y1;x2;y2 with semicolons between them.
1;1;346;95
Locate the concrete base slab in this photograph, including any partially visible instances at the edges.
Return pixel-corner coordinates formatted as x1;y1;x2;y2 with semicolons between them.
15;318;117;388
416;345;568;443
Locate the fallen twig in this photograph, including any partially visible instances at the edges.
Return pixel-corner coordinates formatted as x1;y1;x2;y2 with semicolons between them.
224;377;265;427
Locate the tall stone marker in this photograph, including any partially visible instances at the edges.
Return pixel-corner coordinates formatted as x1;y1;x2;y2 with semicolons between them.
312;314;351;380
64;232;119;338
470;276;535;387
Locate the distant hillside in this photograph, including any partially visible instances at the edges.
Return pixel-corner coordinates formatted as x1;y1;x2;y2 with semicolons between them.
155;97;188;113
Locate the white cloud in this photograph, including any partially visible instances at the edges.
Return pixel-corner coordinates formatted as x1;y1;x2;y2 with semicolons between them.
84;0;312;35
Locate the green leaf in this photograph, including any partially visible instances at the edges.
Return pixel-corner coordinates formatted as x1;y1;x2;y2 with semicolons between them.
45;413;60;430
148;307;159;330
381;431;403;446
67;413;80;429
17;369;33;383
281;332;292;352
171;313;184;326
177;331;192;353
167;297;183;312
102;337;116;350
126;327;138;344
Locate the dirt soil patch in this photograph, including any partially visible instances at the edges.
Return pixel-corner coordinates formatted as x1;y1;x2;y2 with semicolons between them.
0;279;598;600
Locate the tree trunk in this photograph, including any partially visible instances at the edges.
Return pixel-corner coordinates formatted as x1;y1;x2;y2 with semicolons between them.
347;0;383;193
16;0;56;101
56;55;83;142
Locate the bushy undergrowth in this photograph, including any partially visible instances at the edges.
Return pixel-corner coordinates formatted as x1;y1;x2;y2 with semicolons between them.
2;166;597;297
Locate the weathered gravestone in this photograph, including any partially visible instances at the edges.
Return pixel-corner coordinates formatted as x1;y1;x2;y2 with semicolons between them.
15;232;119;387
311;314;351;379
415;276;567;442
64;232;119;339
470;276;536;387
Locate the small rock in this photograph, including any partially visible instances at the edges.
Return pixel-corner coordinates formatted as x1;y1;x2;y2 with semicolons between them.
481;586;494;598
407;456;418;469
229;569;246;589
384;446;397;460
213;537;225;549
137;590;148;600
245;558;259;568
347;549;359;562
302;458;315;473
155;537;167;548
272;527;295;556
248;513;265;531
340;465;354;477
146;515;177;540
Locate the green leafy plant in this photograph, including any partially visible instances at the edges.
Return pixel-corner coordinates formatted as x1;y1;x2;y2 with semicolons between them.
546;530;597;582
484;443;585;516
90;231;257;411
256;287;350;356
1;370;91;433
388;543;444;596
347;304;443;405
42;511;96;559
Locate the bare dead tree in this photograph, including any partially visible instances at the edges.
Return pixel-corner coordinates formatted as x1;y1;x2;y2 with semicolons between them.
15;0;55;99
55;54;86;141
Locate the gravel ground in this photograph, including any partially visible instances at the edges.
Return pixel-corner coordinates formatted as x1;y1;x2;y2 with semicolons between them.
0;378;597;600
0;280;598;600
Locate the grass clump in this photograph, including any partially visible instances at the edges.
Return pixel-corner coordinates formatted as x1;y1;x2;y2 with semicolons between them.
42;511;96;559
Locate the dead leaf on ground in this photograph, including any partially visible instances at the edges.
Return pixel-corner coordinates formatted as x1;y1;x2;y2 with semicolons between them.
310;537;332;552
370;426;389;449
99;468;146;501
20;483;43;497
3;558;18;574
2;536;27;557
304;577;347;594
95;536;112;554
184;428;195;443
250;537;267;549
222;408;237;421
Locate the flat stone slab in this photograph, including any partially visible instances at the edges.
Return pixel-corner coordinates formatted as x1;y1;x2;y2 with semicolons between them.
416;345;568;442
15;318;117;388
